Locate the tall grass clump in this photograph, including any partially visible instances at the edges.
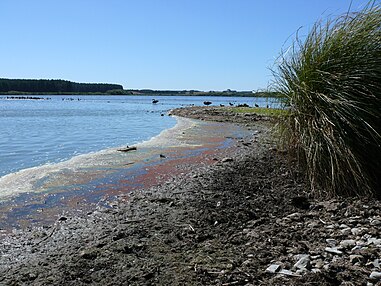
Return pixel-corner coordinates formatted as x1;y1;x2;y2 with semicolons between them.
273;2;381;197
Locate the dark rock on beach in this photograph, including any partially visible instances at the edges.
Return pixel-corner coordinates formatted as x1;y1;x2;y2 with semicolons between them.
0;106;380;286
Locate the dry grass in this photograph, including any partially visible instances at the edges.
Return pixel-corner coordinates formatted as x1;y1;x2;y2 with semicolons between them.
273;2;381;197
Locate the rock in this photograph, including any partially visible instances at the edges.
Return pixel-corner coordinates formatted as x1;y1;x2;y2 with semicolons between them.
369;271;381;281
279;269;301;276
312;259;324;269
295;269;308;275
349;255;364;264
351;227;368;236
372;259;380;269
265;264;281;273
325;247;343;255
326;238;337;247
340;228;352;235
287;212;302;220
340;239;357;248
370;219;381;226
221;157;233;163
367;238;381;246
58;216;68;221
294;255;311;270
79;249;98;260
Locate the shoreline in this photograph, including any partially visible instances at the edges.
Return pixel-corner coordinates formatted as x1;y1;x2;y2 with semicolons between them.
0;114;255;232
0;107;380;285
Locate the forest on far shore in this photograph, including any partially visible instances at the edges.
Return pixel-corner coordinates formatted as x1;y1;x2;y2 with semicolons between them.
0;78;123;93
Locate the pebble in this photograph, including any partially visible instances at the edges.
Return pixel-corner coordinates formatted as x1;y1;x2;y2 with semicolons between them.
221;157;233;163
287;212;301;220
339;239;357;248
279;269;301;277
340;228;352;235
367;238;381;246
326;238;337;247
312;259;324;269
325;247;343;255
265;264;281;273
372;259;380;269
369;271;381;281
349;255;364;264
351;227;368;236
293;255;311;270
371;219;381;226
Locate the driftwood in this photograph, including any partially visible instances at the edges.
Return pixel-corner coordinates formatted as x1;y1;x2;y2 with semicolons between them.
117;146;137;152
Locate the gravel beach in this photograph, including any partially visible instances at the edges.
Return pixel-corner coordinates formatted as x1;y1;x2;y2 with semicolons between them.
0;107;380;286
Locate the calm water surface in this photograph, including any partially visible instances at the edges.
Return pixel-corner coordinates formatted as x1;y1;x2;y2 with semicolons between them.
0;95;277;178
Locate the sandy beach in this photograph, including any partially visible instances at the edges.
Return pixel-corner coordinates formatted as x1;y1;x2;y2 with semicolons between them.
0;107;380;285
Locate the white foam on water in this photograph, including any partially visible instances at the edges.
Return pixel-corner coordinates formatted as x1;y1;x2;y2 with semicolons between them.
139;116;201;147
0;117;199;201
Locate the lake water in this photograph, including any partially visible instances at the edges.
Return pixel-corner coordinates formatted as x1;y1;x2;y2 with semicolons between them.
0;95;277;179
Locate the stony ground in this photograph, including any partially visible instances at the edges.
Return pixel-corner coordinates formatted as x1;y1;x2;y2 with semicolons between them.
0;106;380;286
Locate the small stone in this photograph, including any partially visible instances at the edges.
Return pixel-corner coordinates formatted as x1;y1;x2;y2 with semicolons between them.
340;239;357;248
278;269;301;277
351;227;368;236
351;228;361;235
339;224;350;229
326;239;337;247
369;271;381;281
79;249;98;260
371;219;381;226
340;228;352;235
325;247;343;255
349;255;364;264
265;264;281;273
287;212;301;220
294;255;311;270
295;269;308;275
312;259;324;269
372;259;380;269
367;238;381;246
311;268;321;274
221;157;233;163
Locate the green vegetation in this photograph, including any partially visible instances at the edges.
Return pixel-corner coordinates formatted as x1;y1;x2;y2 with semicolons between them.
273;2;381;197
126;89;281;97
0;78;123;94
230;106;288;117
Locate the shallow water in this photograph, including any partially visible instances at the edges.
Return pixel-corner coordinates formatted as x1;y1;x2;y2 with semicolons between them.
0;116;253;230
0;95;277;200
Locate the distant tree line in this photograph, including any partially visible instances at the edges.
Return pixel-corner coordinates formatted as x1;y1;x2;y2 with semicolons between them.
126;89;282;97
0;79;123;93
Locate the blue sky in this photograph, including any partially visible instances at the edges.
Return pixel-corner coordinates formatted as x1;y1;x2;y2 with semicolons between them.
0;0;373;91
